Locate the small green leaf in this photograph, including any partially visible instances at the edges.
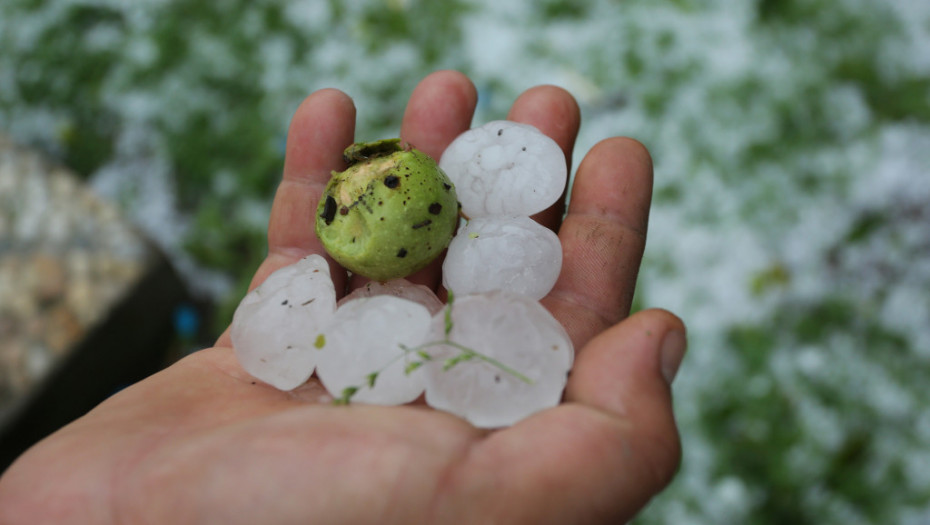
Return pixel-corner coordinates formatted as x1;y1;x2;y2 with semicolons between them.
404;361;423;375
334;386;359;405
366;372;378;388
417;350;432;361
443;352;475;371
314;334;326;349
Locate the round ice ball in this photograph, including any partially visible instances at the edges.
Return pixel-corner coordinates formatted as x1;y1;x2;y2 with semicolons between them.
439;120;567;218
442;216;562;300
339;278;444;315
423;292;574;428
316;295;431;405
231;255;337;390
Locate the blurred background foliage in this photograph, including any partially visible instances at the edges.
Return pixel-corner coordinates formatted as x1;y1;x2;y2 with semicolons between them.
1;0;929;523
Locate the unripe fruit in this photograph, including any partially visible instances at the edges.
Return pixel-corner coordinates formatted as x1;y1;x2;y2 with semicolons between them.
316;139;459;281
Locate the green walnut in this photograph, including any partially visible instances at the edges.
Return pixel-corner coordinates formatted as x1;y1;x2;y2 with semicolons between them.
315;139;459;281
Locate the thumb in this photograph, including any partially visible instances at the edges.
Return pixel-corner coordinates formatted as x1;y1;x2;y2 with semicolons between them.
564;307;688;513
461;309;687;524
567;307;687;416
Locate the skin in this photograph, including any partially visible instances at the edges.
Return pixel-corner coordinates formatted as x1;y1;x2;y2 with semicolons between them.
0;71;687;524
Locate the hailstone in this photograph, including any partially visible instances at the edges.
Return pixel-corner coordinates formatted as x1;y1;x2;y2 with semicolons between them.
230;255;337;390
339;278;444;315
423;292;574;428
231;119;577;427
439;120;567;218
315;295;431;405
442;216;562;300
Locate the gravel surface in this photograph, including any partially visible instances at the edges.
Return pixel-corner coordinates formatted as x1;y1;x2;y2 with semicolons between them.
0;133;153;422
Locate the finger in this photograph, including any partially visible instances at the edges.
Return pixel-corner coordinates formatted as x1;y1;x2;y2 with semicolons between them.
507;85;581;231
349;70;477;291
437;310;686;524
264;89;356;289
216;89;356;348
399;70;478;161
543;137;653;349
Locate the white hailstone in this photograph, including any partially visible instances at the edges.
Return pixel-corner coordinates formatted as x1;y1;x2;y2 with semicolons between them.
423;292;574;428
339;279;444;315
231;255;337;390
442;216;562;300
439;120;567;218
316;295;432;405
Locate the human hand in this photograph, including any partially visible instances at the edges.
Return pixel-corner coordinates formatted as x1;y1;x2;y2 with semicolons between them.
0;71;687;524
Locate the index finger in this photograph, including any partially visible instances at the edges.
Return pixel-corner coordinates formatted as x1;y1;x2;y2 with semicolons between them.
257;89;357;292
216;89;355;348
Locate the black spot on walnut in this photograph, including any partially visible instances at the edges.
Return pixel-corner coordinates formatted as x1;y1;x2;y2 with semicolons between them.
443;183;451;191
339;206;348;215
384;175;400;188
397;248;408;258
428;203;442;215
321;195;337;225
412;219;432;229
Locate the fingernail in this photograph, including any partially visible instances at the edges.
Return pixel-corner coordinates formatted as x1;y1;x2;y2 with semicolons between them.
660;330;687;385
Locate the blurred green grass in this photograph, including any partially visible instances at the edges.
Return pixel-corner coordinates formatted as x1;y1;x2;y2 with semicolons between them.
2;0;929;523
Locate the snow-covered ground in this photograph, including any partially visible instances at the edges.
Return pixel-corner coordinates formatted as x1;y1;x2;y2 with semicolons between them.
1;0;928;522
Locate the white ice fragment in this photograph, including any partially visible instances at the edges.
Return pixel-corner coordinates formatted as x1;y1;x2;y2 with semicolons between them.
339;278;444;315
424;292;574;428
231;255;337;390
316;295;431;405
439;120;567;218
442;216;562;300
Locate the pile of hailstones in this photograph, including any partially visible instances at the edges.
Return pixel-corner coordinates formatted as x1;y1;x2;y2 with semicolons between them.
231;121;573;428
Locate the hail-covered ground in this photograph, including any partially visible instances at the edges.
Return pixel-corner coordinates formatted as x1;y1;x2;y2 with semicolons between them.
1;0;928;523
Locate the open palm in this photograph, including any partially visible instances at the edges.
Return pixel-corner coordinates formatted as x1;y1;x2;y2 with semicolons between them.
0;71;686;524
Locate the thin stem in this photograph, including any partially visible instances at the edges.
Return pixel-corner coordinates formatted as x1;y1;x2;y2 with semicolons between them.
415;340;534;385
333;293;533;406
